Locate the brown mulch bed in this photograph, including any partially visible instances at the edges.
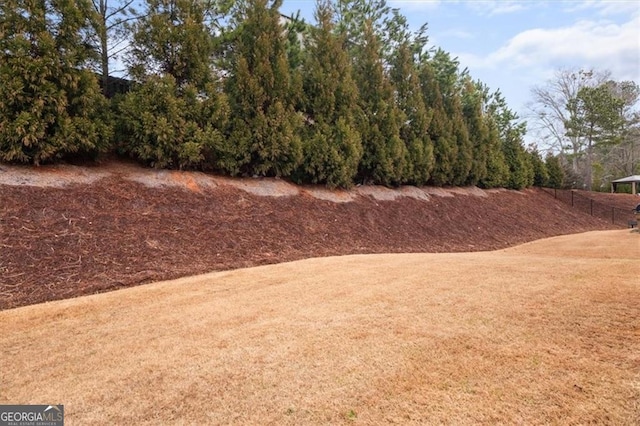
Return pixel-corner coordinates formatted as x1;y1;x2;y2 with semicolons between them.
1;167;635;311
572;189;640;211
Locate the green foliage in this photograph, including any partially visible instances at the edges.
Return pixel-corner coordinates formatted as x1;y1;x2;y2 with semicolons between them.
528;147;548;187
294;0;362;188
128;0;217;87
223;0;303;177
461;80;490;186
531;69;640;189
116;76;228;169
545;153;565;189
0;0;111;165
564;80;639;189
478;119;509;188
427;49;473;185
282;10;308;71
566;84;625;147
482;89;531;189
389;41;434;185
334;0;391;50
118;0;229;170
449;97;472;186
353;21;406;185
502;135;534;190
0;0;531;190
418;61;456;185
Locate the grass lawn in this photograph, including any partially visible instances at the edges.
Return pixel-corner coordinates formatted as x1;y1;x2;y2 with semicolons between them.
1;230;638;425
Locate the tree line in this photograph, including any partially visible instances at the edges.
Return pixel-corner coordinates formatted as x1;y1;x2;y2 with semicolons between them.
1;0;563;189
529;69;639;191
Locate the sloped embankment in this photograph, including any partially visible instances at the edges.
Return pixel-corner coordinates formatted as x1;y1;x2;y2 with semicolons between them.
0;162;625;309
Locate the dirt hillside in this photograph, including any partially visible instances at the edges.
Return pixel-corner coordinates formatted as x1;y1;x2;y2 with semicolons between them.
0;161;637;309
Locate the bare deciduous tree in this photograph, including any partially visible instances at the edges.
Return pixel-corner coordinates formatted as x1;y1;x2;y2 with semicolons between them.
527;68;610;174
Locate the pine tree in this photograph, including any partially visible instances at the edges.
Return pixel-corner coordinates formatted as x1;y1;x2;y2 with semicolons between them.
294;0;362;188
0;0;111;164
390;41;434;185
223;0;302;177
128;0;216;87
352;20;406;185
88;0;138;96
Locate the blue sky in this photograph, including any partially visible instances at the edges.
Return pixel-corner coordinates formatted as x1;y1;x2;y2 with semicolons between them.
280;0;640;133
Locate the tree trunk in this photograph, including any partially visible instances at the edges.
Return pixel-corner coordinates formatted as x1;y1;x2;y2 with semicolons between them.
99;0;109;97
585;124;594;190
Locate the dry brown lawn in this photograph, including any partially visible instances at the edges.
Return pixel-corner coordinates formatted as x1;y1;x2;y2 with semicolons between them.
1;230;639;425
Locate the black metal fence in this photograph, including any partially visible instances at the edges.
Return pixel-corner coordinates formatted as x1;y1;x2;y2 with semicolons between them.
539;188;636;228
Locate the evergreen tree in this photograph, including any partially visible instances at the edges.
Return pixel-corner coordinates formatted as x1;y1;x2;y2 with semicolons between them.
119;0;228;169
334;0;390;53
223;0;303;177
449;95;472;185
502;135;533;190
485;90;531;189
528;147;548;187
545;153;565;189
115;75;228;169
294;0;362;188
461;79;490;186
566;82;629;190
0;0;111;164
390;41;434;185
430;49;472;185
282;10;307;71
479;119;509;188
352;20;406;185
128;0;217;87
418;60;456;185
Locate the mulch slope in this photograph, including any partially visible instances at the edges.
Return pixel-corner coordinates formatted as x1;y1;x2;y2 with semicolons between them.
570;190;640;211
1;172;635;310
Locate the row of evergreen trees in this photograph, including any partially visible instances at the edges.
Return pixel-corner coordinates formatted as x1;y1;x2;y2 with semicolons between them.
0;0;564;189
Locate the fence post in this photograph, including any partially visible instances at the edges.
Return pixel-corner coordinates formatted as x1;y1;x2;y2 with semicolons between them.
554;188;557;198
612;207;615;224
590;199;593;216
571;191;574;206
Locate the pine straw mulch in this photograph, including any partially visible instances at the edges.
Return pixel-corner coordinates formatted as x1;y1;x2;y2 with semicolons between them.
1;170;634;311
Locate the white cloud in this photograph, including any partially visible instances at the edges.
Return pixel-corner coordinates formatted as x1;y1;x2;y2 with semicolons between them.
563;0;640;17
389;0;442;11
456;14;640;82
467;1;528;16
440;28;474;39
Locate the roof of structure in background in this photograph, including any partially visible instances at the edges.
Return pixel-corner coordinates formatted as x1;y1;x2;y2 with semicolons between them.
612;175;640;183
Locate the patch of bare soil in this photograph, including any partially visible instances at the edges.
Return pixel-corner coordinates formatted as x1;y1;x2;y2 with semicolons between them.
0;161;634;310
